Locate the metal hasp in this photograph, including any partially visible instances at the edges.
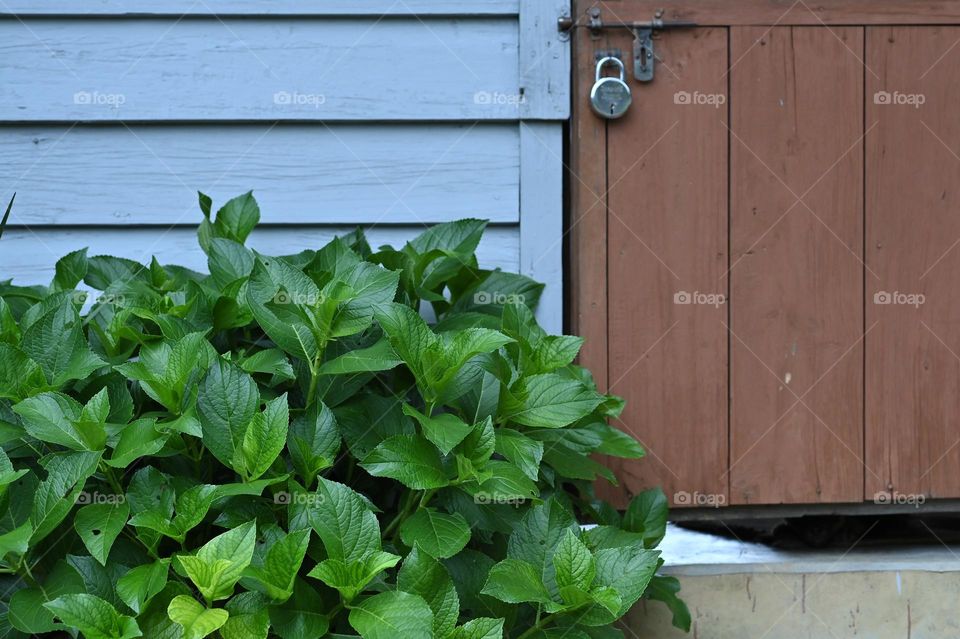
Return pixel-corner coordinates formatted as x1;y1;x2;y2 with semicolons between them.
564;11;698;83
633;26;655;82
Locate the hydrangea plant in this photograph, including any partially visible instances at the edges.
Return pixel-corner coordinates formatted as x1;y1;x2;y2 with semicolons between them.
0;192;689;638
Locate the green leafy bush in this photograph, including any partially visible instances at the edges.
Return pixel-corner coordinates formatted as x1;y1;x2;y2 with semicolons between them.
0;192;688;638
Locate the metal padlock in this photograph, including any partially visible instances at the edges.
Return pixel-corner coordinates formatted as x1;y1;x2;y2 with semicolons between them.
590;57;632;119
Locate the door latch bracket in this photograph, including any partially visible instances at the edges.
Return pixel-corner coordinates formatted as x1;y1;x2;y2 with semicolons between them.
632;26;655;82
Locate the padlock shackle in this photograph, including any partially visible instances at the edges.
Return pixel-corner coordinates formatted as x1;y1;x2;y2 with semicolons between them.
595;56;626;82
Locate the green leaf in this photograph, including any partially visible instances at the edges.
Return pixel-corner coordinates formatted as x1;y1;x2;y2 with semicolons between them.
402;403;472;455
43;594;141;639
105;418;167;468
494;428;543;481
399;508;471;559
0;521;32;563
451;617;506;639
167;595;228;639
197;359;259;472
481;558;553;605
0;193;13;240
308;477;381;563
645;574;691;632
238;348;296;381
319;337;402;374
360;434;448;490
0;344;48;401
54;248;89;291
553;529;596;590
213;191;260;245
244;528;311;602
221;591;270;639
74;501;130;566
471;460;538;502
31;450;100;544
307;549;400;602
397;546;460;637
584;421;645;459
20;296;105;387
622;487;669;548
14;391;105;450
208;238;254;288
500;373;603;428
238;393;289;480
287;401;340;487
116;559;170;614
348;591;434;639
592;546;661;617
8;560;85;633
269;578;329;639
179;521;257;602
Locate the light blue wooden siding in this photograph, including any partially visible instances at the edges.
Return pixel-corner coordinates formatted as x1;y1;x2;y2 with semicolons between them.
0;0;568;331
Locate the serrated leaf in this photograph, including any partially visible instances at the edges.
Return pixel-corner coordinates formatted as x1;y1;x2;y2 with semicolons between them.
116;559;169;614
494;428;543;481
397;546;460;636
238;393;288;480
197;359;259;472
319;337;402;374
221;591;269;639
399;508;471;559
53;248;89;291
622;487;669;549
213;191;259;245
481;558;553;605
0;344;48;401
553;529;595;591
31;450;100;544
287;401;339;487
269;578;329;639
179;521;256;602
74;501;129;566
500;373;603;428
14;391;105;451
105;418;167;468
307;477;381;563
167;595;228;639
360;434;448;490
451;617;505;639
645;574;691;631
244;528;310;602
348;591;433;639
402;403;472;455
307;549;400;603
43;594;141;639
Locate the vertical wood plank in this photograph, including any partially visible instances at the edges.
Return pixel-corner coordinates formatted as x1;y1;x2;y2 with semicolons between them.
519;0;571;119
866;27;960;500
569;14;609;385
729;27;864;504
606;28;728;507
520;122;564;334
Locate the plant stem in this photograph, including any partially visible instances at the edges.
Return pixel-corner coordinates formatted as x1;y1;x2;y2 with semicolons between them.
516;613;558;639
383;490;417;538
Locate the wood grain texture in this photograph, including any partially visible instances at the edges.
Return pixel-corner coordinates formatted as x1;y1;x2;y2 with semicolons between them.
0;124;519;225
866;27;960;500
0;226;520;286
0;18;527;121
730;27;863;504
519;123;563;334
587;0;960;25
606;28;728;508
519;0;571;119
568;20;608;385
0;0;519;15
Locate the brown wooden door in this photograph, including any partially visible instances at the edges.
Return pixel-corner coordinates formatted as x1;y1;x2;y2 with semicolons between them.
572;1;960;508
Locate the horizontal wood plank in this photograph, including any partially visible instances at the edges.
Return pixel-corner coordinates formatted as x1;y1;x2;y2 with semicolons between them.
0;124;519;225
0;18;534;121
0;226;520;285
0;0;518;16
580;0;960;25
